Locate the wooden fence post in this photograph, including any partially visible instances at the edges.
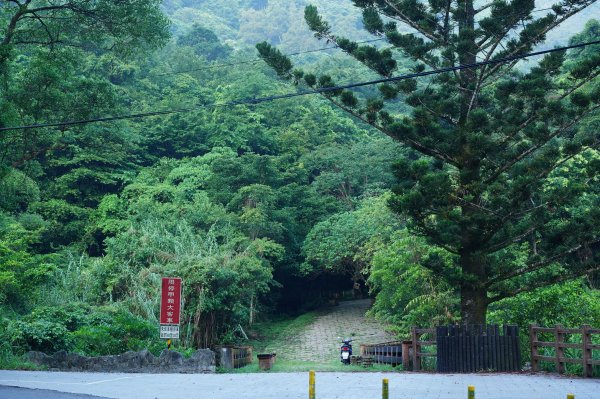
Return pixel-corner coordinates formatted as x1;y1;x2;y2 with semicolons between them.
582;325;592;378
555;324;565;374
411;327;420;371
530;324;539;372
402;341;411;370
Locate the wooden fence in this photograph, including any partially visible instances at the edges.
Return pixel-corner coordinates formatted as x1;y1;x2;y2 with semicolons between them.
530;324;600;378
410;327;437;371
360;341;404;366
437;325;521;372
216;346;253;369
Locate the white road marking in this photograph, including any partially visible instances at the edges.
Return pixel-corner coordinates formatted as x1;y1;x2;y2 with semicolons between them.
85;377;137;385
0;376;137;386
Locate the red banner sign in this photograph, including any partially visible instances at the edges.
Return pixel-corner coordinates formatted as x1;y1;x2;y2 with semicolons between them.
160;277;182;325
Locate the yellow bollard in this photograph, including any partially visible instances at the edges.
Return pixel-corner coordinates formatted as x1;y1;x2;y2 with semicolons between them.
567;395;575;399
468;385;475;399
309;370;315;399
382;378;389;399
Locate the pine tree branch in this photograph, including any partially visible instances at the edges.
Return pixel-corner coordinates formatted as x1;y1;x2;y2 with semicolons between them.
487;263;600;304
498;200;549;224
380;0;444;44
484;226;538;254
413;217;461;255
467;47;500;116
485;238;600;289
495;72;600;148
317;90;459;166
481;3;594;81
474;3;495;14
417;97;458;125
321;33;400;76
536;139;600;181
450;194;501;218
485;103;600;185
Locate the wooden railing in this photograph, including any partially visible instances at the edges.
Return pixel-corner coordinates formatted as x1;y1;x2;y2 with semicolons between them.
530;324;600;377
411;327;436;371
360;341;404;366
216;345;253;369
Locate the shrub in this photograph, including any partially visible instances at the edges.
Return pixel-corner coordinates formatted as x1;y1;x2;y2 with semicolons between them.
71;307;159;356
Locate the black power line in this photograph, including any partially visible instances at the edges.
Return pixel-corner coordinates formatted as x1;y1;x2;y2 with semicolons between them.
153;7;558;76
152;38;386;77
1;39;598;132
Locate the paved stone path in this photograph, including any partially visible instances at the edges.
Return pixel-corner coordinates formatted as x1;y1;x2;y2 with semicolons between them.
264;299;396;362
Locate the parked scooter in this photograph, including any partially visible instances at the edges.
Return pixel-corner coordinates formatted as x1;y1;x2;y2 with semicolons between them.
340;338;353;364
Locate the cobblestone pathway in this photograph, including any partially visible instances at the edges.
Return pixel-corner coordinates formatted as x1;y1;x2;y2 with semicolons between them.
266;299;395;363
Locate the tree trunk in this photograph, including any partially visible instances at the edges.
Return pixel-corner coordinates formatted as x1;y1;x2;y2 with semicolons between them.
456;0;488;325
459;247;489;324
460;282;488;325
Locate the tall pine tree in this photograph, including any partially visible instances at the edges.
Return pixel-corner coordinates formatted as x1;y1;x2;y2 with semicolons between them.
258;1;600;323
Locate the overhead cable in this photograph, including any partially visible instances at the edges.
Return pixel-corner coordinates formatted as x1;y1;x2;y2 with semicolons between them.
152;38;386;76
1;39;599;132
154;7;559;76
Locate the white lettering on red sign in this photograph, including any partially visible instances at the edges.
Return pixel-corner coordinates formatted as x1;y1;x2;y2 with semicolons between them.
160;277;182;327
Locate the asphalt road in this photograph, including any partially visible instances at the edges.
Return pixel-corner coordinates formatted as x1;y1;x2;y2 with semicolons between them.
0;385;109;399
0;370;598;399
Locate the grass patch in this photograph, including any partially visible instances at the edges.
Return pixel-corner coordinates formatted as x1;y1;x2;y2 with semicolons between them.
0;351;46;371
246;310;323;354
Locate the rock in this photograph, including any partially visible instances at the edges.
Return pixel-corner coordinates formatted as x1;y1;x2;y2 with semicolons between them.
26;348;216;374
188;349;216;372
159;349;184;367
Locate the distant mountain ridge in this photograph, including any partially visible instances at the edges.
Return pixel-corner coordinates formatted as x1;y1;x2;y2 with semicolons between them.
162;0;599;52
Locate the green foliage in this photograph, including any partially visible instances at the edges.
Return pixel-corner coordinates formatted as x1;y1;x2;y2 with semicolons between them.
0;213;57;308
489;280;600;365
368;229;458;333
28;200;90;251
177;24;232;59
71;309;159;356
489;280;600;328
0;169;40;213
302;193;402;277
5;303;160;356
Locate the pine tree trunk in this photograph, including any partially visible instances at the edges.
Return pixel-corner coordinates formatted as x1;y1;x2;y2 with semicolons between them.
458;248;489;324
456;0;488;326
460;281;488;325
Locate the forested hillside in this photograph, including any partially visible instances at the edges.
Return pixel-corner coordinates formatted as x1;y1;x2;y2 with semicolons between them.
0;0;599;365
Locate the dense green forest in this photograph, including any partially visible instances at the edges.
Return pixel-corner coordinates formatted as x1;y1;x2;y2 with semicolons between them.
0;0;599;365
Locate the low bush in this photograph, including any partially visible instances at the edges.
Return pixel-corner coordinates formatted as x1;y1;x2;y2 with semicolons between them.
5;303;161;356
